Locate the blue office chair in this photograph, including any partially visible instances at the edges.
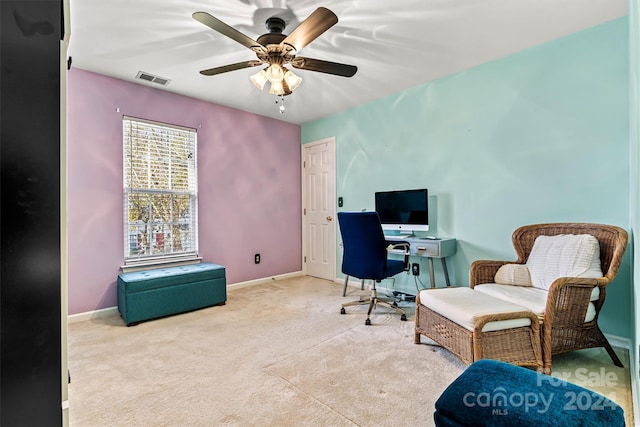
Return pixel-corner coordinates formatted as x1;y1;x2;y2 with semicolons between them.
338;211;410;325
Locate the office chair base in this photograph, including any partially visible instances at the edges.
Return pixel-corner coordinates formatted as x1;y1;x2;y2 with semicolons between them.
340;289;407;325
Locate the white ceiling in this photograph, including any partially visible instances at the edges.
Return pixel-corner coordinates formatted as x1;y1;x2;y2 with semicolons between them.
68;0;627;125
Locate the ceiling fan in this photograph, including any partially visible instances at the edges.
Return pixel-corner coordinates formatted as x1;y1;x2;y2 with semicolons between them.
192;7;357;97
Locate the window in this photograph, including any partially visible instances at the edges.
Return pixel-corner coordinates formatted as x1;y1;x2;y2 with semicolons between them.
123;117;198;266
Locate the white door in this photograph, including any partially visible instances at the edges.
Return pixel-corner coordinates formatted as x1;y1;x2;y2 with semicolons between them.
302;138;336;280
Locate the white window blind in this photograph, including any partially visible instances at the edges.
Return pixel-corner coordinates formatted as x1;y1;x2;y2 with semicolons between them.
123;117;198;265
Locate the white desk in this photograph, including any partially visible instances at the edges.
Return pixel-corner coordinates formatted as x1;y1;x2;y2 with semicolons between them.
386;236;457;288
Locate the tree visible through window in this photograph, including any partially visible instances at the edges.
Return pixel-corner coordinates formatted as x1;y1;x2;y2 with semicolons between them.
123;117;198;264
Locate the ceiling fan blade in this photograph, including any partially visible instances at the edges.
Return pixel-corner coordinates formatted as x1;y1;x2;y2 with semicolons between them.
193;12;266;54
279;7;338;55
199;60;263;76
291;57;357;78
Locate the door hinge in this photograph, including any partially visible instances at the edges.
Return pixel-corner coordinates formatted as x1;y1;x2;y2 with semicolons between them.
303;161;306;168
303;208;306;215
304;256;307;263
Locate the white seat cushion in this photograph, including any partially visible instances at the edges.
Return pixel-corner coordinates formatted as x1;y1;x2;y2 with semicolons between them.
474;284;547;316
526;234;603;291
474;283;597;323
418;287;532;332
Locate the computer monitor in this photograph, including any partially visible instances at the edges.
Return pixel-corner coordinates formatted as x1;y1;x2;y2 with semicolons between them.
374;188;429;234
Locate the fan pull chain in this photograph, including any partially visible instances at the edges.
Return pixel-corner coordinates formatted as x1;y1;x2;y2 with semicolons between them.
275;95;285;114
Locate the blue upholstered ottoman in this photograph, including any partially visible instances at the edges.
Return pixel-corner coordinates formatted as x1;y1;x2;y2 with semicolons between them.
434;359;624;427
117;262;226;326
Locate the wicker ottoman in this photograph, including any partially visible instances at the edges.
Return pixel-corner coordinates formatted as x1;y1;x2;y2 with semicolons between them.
415;287;542;369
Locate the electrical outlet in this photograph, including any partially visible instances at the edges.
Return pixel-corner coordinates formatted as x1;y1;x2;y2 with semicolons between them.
411;263;420;276
254;253;260;264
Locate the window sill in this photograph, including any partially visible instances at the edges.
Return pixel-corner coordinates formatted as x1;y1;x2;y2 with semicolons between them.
121;255;203;273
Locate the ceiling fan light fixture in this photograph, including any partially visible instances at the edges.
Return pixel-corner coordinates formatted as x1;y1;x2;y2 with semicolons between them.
266;63;284;82
250;69;269;90
269;79;285;95
283;69;302;91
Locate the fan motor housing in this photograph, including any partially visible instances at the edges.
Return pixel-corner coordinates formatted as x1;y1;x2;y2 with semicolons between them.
256;32;287;47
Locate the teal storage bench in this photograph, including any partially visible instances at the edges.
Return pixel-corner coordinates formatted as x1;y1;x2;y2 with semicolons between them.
117;262;226;326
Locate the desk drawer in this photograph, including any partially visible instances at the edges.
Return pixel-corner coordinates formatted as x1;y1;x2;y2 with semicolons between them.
415;243;440;257
386;237;456;258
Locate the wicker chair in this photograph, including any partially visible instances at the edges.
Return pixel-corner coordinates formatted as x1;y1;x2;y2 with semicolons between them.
469;223;628;374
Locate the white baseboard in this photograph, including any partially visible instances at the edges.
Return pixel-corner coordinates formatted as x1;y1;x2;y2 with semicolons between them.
67;271;305;323
68;306;119;324
227;271;303;290
605;333;631;351
336;277;369;288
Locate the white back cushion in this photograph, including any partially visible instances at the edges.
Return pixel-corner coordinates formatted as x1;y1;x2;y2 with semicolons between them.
526;234;603;290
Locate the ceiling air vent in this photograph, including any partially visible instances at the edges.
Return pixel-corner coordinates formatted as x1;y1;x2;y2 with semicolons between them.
135;71;171;86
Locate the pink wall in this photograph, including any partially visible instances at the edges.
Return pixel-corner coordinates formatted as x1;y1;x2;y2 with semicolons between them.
67;69;301;315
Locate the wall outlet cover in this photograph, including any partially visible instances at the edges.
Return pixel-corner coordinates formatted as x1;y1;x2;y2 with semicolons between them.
411;263;420;275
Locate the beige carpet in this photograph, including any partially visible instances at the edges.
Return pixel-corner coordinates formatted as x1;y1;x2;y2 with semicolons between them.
68;276;633;426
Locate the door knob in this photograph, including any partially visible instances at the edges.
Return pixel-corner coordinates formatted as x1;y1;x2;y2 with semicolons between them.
326;216;333;221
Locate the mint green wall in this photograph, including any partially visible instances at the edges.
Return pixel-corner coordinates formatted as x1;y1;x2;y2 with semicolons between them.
302;18;631;338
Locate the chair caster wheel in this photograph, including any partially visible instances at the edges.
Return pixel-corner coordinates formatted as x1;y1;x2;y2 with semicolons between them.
340;308;346;315
401;314;407;321
365;318;371;326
